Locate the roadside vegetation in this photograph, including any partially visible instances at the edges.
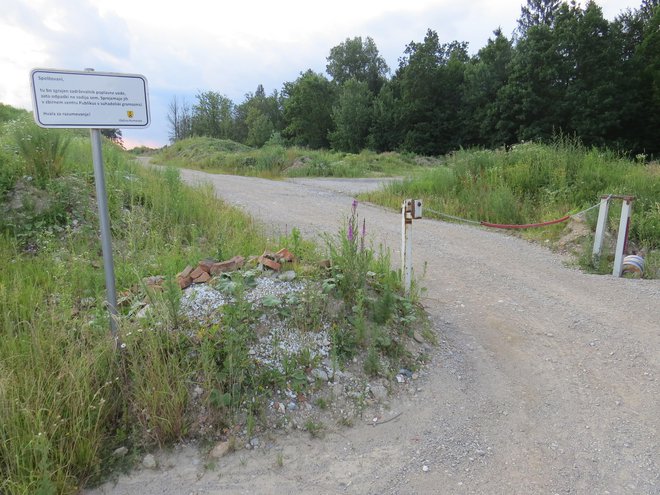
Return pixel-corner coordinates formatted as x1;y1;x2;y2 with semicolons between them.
153;133;660;277
0;112;426;494
361;137;660;277
154;136;431;178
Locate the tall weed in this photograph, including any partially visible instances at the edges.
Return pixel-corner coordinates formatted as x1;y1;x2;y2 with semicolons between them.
364;141;660;251
11;118;70;187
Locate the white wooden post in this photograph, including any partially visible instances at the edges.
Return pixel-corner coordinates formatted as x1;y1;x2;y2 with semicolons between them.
592;196;610;262
612;198;633;277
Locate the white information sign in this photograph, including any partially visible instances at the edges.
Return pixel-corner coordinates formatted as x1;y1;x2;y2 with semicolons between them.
30;68;150;129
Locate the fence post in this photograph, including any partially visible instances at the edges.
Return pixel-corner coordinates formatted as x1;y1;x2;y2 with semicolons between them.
612;198;634;277
401;199;422;296
592;196;611;263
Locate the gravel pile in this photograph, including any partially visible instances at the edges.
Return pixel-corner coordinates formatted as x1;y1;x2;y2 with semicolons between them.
178;284;229;325
178;274;306;326
243;275;305;304
249;321;331;372
179;274;333;377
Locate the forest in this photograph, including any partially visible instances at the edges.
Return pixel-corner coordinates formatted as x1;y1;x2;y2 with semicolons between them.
167;0;660;157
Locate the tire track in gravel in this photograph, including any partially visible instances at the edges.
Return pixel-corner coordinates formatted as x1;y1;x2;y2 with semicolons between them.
89;162;658;495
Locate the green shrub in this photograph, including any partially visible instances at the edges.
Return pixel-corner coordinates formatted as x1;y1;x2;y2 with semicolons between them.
326;200;373;301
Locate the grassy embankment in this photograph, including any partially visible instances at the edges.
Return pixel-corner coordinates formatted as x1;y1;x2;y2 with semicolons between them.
361;139;660;276
0;112;423;494
154;136;433;178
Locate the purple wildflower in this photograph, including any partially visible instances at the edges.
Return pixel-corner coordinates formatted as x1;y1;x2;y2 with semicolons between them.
348;223;354;242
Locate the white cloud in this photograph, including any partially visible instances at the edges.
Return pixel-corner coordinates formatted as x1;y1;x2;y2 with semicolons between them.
1;0;638;148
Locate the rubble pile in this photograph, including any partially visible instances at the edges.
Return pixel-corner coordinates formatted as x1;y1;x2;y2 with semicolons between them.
176;248;296;289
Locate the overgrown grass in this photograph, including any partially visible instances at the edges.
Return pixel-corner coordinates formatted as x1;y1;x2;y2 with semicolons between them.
12;119;70;187
1;116;425;493
153;136;430;178
362;138;660;275
0;120;267;493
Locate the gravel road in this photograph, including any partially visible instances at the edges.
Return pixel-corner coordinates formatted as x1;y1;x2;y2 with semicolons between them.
88;163;659;495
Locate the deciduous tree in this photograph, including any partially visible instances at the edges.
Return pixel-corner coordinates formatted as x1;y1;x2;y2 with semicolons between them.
462;29;514;147
282;70;336;148
329;78;373;152
395;30;469;154
192;91;234;139
326;37;389;94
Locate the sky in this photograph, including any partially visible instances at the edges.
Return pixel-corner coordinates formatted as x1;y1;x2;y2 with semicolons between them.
1;0;639;149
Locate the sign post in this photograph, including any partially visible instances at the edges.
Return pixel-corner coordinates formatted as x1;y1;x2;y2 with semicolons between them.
89;127;119;336
30;68;150;339
401;199;422;296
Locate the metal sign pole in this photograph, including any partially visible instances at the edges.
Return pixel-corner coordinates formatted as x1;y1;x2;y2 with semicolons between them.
90;128;118;338
402;200;413;296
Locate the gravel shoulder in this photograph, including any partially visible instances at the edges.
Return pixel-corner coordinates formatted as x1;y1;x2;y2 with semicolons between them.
87;162;659;495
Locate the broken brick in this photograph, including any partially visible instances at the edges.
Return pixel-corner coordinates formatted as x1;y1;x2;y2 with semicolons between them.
275;248;295;263
143;277;165;295
193;271;211;284
210;255;245;275
142;275;166;288
198;259;216;274
258;255;281;272
177;265;194;279
178;276;193;290
189;267;205;280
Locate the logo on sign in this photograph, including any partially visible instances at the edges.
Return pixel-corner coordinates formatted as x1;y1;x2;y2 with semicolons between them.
127;110;134;118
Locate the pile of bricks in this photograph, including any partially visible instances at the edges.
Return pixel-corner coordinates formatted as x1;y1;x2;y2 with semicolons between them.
257;248;295;272
177;255;245;289
176;248;296;290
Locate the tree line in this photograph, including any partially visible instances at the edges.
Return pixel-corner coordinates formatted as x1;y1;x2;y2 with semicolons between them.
167;0;660;157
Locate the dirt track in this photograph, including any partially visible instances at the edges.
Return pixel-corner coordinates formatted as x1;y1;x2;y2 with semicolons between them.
88;164;659;494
